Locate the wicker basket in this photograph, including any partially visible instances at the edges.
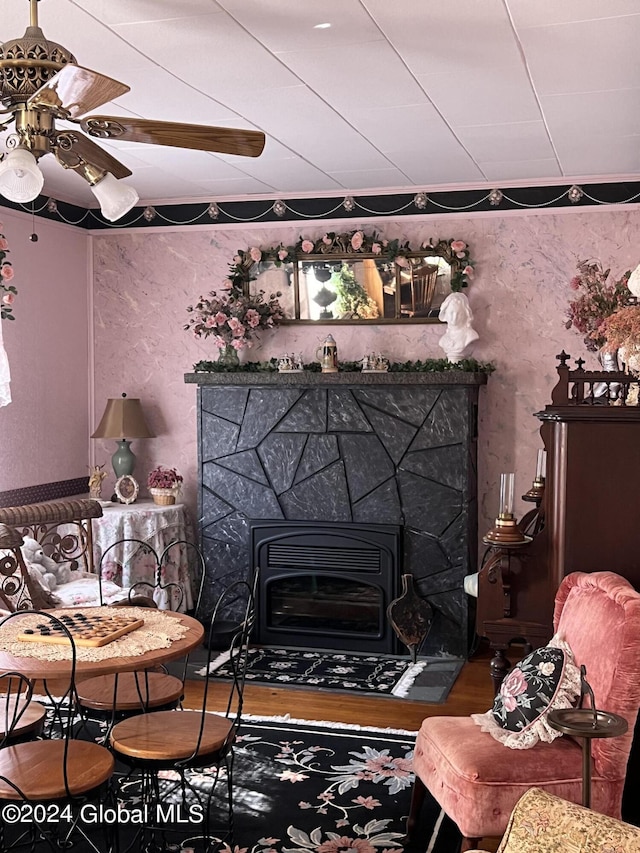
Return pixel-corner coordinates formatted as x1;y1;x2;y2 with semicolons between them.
149;488;176;506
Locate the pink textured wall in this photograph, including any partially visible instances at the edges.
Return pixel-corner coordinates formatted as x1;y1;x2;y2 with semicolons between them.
92;209;640;539
0;207;89;491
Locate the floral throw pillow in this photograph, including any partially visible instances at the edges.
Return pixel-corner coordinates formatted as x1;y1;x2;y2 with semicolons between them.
471;635;581;749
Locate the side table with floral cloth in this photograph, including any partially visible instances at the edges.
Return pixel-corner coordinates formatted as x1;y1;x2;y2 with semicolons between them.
92;500;195;611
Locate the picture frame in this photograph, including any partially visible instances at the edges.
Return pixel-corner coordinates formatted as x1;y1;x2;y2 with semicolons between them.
114;475;139;505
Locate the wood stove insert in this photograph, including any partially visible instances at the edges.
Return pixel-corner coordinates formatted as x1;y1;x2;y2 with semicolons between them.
251;520;401;654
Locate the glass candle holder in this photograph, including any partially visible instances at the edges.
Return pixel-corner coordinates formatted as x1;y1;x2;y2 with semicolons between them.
499;473;515;518
535;449;547;482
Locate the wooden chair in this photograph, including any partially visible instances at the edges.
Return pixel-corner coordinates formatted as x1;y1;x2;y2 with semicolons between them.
0;672;46;744
0;611;115;851
75;539;205;726
108;572;257;852
400;263;439;317
407;571;640;851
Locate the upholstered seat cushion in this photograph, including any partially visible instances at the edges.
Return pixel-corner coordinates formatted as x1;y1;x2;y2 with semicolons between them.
53;573;128;607
412;716;624;839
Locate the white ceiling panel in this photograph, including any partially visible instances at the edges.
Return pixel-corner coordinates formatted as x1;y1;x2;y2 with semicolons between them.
327;167;417;189
518;16;640;96
506;0;640;29
1;0;640;208
275;42;427;113
480;159;563;182
218;0;385;52
71;0;222;27
456;122;556;164
418;64;543;127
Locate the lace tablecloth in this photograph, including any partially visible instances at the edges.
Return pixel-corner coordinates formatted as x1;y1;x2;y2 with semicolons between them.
92;501;195;611
0;607;188;662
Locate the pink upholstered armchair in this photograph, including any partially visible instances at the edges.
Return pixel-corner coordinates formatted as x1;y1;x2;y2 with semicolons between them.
408;571;640;851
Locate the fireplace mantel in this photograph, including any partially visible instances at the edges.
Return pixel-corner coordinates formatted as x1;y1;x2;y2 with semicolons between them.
185;370;488;387
187;370;486;657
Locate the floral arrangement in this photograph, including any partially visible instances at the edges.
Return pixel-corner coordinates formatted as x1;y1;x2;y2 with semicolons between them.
185;275;285;351
599;306;640;371
0;225;17;321
147;466;183;491
565;259;632;352
224;231;474;293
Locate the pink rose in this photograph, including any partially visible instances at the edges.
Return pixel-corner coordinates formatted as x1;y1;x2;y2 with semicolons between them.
249;247;262;263
228;317;245;336
450;240;466;252
232;338;248;350
204;316;216;328
1;265;14;281
301;240;314;253
351;231;364;251
2;291;15;305
499;668;528;712
0;238;8;250
213;335;226;349
245;308;260;328
214;311;228;326
463;265;474;279
322;234;332;245
371;243;382;254
278;249;288;261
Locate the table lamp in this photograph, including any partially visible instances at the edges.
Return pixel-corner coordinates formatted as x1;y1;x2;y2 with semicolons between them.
91;393;154;479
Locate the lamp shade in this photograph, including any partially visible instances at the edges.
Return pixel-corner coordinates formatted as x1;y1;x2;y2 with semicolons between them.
90;172;139;222
91;395;154;440
0;148;44;203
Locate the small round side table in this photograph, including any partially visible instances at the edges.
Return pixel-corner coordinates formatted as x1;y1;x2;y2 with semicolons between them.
547;708;628;807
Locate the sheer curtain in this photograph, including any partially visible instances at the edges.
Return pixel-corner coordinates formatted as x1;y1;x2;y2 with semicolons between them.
0;318;11;407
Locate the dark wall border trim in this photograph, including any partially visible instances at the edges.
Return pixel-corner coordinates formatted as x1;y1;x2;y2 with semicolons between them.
3;180;640;231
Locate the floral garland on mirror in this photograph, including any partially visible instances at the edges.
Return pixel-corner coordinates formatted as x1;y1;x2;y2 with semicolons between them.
226;230;474;293
0;225;17;321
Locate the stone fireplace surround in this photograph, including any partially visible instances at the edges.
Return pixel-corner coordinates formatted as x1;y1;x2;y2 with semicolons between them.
185;370;486;658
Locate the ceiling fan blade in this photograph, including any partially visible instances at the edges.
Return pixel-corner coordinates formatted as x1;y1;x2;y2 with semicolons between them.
27;65;130;119
54;132;132;180
80;116;266;158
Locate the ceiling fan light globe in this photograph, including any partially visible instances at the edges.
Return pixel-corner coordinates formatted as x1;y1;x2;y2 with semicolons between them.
91;172;139;222
0;148;44;203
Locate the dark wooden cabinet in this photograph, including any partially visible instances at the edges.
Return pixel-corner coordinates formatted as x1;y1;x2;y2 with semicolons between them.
477;355;640;685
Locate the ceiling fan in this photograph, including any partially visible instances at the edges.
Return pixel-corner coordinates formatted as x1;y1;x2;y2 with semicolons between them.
0;0;266;220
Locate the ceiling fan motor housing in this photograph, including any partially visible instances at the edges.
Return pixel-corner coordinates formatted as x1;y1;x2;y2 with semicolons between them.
0;26;75;106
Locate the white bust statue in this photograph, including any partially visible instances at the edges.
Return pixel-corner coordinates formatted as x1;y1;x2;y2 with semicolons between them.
627;262;640;299
438;292;479;363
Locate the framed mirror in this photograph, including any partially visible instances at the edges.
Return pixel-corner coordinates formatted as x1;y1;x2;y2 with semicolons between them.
234;231;474;324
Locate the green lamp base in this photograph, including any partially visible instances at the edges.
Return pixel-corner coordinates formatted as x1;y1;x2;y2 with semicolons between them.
112;440;137;478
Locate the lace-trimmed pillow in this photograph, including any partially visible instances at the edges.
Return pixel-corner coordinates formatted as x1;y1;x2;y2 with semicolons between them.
471;635;581;749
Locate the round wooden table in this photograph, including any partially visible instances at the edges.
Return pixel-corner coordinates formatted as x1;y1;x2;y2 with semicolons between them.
0;608;204;680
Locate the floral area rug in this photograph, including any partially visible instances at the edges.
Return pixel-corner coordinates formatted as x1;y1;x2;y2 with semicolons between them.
195;647;464;702
121;715;459;853
17;710;459;853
